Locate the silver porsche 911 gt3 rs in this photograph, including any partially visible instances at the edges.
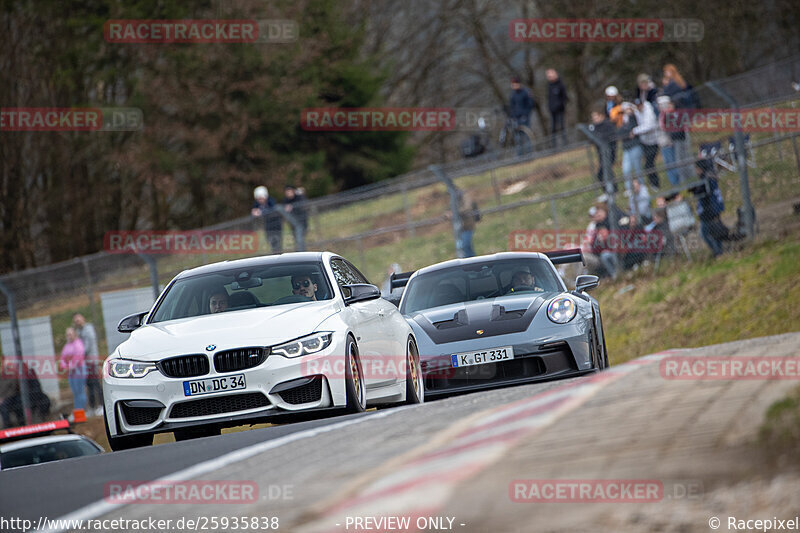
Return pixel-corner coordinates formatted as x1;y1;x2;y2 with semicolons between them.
393;250;609;397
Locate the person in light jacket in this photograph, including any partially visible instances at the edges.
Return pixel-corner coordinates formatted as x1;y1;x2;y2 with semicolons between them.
632;98;661;188
60;327;86;411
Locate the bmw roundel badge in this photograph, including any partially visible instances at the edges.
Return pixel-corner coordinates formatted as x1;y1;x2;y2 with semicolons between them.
206;344;216;351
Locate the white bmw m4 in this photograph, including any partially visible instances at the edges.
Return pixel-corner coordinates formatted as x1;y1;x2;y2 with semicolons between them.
103;252;423;450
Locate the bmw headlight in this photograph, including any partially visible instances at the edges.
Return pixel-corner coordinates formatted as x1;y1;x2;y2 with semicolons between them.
271;332;333;358
547;297;577;324
107;359;158;378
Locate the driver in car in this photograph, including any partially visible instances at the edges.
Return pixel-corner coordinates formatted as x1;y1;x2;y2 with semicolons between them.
507;270;540;294
209;291;229;313
291;275;318;301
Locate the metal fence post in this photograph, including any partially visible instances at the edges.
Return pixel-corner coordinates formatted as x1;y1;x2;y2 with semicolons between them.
706;81;756;239
550;198;559;230
81;257;96;323
578;124;619;274
136;253;160;300
0;280;32;425
402;182;415;238
279;208;306;252
429;165;464;257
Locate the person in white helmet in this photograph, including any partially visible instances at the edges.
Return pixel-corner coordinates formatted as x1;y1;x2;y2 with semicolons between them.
251;186;282;253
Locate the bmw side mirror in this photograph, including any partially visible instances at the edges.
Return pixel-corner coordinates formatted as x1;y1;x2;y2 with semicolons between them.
575;275;599;293
118;311;148;333
342;284;381;305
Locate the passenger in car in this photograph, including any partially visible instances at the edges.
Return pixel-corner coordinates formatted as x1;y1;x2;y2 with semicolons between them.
209;291;229;313
291;275;318;301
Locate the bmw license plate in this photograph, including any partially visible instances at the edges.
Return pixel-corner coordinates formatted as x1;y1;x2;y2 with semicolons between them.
451;346;514;368
183;374;246;396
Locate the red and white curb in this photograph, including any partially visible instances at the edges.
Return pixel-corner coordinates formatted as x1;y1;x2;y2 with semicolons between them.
300;352;677;532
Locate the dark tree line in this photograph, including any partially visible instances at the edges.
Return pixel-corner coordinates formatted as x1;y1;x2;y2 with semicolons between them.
2;0;798;273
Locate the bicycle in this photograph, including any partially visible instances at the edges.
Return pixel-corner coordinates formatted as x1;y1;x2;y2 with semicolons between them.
497;112;535;154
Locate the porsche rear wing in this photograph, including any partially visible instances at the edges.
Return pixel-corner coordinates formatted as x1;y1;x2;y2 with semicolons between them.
389;271;415;290
544;248;584;265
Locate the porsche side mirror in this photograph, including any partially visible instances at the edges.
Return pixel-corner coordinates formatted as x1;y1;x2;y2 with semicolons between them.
575;275;599;293
117;311;148;333
342;284;381;305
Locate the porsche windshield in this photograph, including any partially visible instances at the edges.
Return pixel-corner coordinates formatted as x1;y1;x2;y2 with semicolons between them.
150;261;333;323
401;258;563;315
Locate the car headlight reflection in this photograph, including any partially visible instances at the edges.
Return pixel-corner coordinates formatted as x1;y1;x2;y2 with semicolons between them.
271;332;333;358
108;359;158;378
547;297;577;324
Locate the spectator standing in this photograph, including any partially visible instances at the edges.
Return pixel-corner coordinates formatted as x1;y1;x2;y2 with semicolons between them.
632;98;661;187
508;76;536;154
619;102;644;193
635;74;659;113
546;69;568;147
690;159;729;257
590;109;618;188
458;192;480;258
283;185;308;249
73;313;102;416
662;64;695;182
60;327;86;411
657;96;683;187
251;186;283;253
605;86;624;127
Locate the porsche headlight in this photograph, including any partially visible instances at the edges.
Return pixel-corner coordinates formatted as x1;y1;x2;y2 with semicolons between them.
271;332;333;358
547;297;577;324
108;359;158;378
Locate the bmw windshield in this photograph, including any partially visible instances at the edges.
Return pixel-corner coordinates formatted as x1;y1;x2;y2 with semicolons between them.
401;258;563;315
150;261;334;323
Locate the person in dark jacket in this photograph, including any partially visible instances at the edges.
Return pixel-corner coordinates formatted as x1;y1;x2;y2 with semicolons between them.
251;186;282;253
590;109;617;190
283;185;308;249
690;159;729;257
508;76;536;154
546;69;568;147
509;76;535;127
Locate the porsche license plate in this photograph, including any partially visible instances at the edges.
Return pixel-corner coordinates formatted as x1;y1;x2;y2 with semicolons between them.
183;374;246;396
451;346;514;368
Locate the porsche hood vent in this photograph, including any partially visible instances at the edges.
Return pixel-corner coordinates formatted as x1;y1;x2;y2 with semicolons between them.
414;297;545;344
